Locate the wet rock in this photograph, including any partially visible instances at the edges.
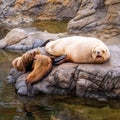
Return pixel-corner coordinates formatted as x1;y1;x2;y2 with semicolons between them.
7;68;23;83
7;45;120;99
17;86;27;96
15;73;28;95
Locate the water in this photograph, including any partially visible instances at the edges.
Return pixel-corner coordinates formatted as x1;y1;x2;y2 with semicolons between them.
0;49;120;120
30;20;68;33
0;21;120;120
0;20;68;40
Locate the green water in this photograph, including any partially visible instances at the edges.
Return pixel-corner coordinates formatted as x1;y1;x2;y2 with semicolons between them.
30;20;68;33
0;21;120;120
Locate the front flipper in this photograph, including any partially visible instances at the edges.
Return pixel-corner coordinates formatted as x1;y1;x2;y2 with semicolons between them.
53;54;67;65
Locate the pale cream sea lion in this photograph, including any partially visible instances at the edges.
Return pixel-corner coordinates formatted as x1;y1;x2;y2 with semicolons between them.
45;36;110;64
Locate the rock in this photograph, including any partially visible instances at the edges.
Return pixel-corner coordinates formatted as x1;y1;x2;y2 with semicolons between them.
67;0;120;39
0;0;80;25
0;28;28;48
7;45;120;99
0;28;65;50
7;68;23;83
1;0;119;40
15;73;28;95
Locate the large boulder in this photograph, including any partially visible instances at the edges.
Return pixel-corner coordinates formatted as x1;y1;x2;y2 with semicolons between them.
67;0;120;39
0;28;28;48
7;45;120;100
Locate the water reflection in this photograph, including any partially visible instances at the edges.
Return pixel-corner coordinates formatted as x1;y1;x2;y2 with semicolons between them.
0;48;120;120
0;50;24;120
16;95;120;120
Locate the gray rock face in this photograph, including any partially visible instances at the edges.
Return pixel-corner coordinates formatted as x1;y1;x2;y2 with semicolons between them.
67;0;120;39
0;0;119;40
7;45;120;99
0;0;80;25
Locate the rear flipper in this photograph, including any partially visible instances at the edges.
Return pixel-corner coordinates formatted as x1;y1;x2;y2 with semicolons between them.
27;83;35;97
52;54;67;65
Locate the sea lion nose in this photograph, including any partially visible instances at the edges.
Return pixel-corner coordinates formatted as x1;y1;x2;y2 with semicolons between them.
97;51;100;54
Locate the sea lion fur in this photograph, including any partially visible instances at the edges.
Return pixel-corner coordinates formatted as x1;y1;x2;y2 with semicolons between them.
26;54;52;97
26;54;52;84
12;49;41;72
45;36;110;64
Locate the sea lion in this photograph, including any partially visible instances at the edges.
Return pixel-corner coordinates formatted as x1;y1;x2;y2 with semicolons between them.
45;36;110;64
26;54;52;97
12;49;41;73
12;56;24;71
26;54;52;84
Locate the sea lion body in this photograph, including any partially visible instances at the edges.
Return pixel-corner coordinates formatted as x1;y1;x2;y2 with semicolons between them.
26;54;52;84
45;36;110;63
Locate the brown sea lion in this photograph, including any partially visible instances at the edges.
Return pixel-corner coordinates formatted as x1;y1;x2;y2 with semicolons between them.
12;49;41;73
26;54;52;84
26;54;52;97
12;56;24;71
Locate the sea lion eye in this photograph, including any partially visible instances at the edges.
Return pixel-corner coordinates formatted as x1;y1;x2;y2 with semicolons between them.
102;50;105;54
92;49;96;54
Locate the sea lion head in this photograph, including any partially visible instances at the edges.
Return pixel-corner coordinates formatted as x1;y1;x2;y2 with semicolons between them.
91;46;110;63
22;49;41;63
12;49;41;72
12;57;25;71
